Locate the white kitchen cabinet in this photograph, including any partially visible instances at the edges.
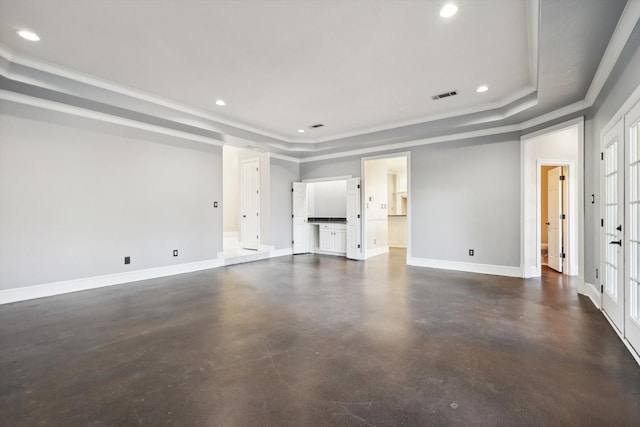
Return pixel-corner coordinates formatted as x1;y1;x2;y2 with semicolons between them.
317;223;347;254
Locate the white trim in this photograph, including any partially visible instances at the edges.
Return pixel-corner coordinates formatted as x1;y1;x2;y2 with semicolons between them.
535;160;577;276
270;247;294;258
407;257;522;278
520;117;584;279
223;231;239;239
301;86;537;144
585;0;640;105
361;152;412;262
582;282;602;310
365;246;390;259
0;0;634;159
601;83;640;137
527;0;540;88
312;250;347;257
0;43;290;143
302;175;352;183
602;310;640;367
521;115;587;141
0;259;225;305
0;247;298;305
269;152;301;163
0;90;225;147
302;125;520;163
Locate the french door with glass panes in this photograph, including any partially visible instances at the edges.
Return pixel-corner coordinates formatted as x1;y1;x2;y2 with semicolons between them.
602;100;640;355
624;100;640;353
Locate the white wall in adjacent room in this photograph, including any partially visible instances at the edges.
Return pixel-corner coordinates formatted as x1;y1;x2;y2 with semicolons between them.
223;145;240;233
309;180;347;218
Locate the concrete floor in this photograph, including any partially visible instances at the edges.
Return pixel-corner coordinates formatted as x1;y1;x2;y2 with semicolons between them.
1;249;639;426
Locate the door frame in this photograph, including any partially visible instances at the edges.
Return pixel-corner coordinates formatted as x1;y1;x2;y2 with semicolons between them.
597;82;640;367
240;158;260;250
537;161;574;274
360;151;411;262
521;117;584;280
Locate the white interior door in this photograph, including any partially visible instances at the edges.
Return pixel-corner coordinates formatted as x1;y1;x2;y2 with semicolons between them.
602;121;625;332
292;182;309;254
624;101;640;352
241;159;260;250
346;178;362;260
547;167;563;272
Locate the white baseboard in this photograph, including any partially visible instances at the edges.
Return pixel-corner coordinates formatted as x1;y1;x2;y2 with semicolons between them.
259;244;275;253
0;258;225;305
389;242;407;248
366;246;389;259
270;247;293;258
1;248;297;305
581;282;601;310
408;257;522;277
602;310;640;368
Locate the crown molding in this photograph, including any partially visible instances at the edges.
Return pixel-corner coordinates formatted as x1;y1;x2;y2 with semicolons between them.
585;0;640;105
0;43;290;143
0;89;225;147
0;0;636;160
299;125;522;163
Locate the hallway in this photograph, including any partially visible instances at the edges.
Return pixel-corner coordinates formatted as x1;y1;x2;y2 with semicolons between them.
1;249;639;426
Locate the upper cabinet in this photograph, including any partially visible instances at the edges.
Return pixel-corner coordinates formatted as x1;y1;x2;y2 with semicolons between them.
388;172;408;215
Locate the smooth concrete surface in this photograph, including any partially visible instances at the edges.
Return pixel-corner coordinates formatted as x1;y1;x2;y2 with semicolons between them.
1;249;639;426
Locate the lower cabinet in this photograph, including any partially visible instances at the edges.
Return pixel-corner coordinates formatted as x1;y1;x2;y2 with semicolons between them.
318;223;347;254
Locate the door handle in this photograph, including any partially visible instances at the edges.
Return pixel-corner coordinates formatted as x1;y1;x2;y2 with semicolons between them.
616;225;622;231
609;240;622;246
545;222;550;225
242;215;246;218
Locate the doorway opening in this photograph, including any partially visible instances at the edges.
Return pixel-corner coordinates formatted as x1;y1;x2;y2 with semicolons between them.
539;164;568;273
362;153;410;261
521;117;582;279
222;145;271;262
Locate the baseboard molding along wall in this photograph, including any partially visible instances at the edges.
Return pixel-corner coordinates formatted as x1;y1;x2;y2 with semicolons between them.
581;282;602;310
408;257;522;277
1;248;295;305
366;246;390;259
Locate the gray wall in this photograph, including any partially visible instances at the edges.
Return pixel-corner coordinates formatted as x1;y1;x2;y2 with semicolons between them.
410;137;520;266
300;156;360;180
0;104;223;290
300;134;521;268
270;157;299;250
584;21;640;285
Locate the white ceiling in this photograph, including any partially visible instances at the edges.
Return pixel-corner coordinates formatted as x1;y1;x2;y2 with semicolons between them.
0;0;534;143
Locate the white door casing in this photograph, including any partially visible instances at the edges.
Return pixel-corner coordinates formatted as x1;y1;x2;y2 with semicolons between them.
346;178;362;260
292;182;309;254
241;159;260;250
547;166;564;272
602;120;625;332
624;100;640;352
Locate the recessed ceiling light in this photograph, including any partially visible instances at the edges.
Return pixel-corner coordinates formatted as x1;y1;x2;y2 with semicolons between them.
17;30;40;41
439;3;458;18
476;85;489;93
297;129;305;133
215;99;226;106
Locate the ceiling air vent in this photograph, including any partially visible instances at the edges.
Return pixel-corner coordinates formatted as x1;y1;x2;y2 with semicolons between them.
431;90;458;100
310;123;324;128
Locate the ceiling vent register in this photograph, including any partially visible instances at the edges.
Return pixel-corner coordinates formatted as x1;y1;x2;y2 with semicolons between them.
431;91;458;100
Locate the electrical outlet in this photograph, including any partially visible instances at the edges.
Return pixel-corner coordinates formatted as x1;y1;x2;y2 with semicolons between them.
173;249;178;257
124;256;130;265
469;249;474;256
